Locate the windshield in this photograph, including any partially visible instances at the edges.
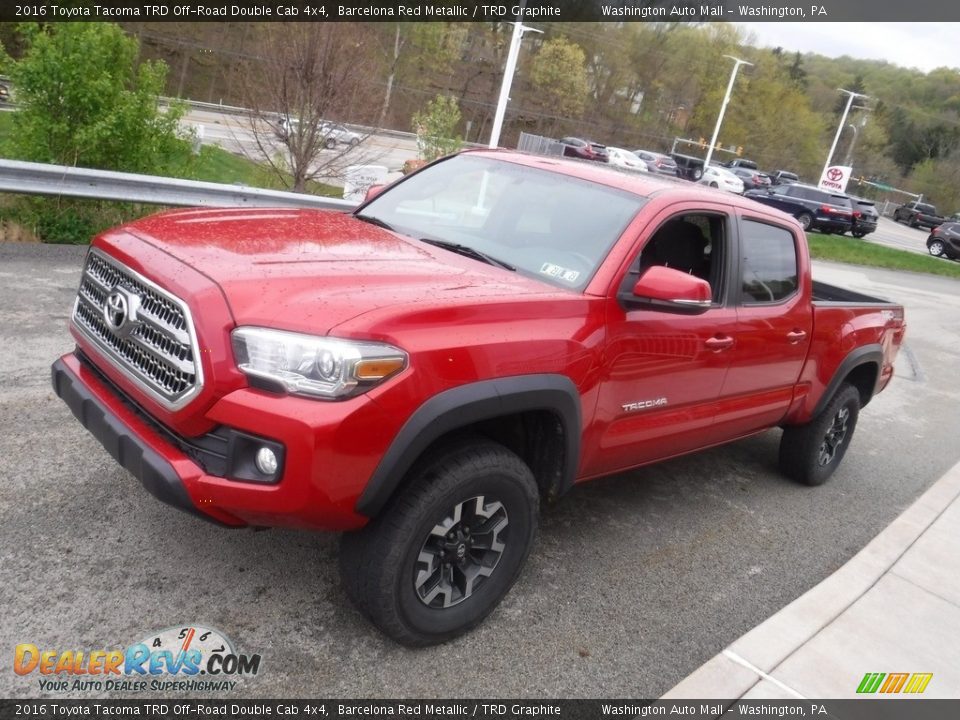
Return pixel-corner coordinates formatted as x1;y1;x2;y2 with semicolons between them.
357;155;647;291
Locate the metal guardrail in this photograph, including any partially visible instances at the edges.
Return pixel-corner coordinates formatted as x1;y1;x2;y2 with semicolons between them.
0;159;358;210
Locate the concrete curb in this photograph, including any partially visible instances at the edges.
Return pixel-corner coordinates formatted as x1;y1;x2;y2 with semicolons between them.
663;457;960;700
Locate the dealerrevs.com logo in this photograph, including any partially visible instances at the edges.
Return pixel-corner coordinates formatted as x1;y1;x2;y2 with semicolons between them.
857;672;933;694
14;625;262;693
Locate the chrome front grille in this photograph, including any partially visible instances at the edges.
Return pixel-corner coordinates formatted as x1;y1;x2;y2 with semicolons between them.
72;248;203;409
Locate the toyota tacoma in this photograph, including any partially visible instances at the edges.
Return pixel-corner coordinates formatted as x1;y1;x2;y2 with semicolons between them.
53;151;906;645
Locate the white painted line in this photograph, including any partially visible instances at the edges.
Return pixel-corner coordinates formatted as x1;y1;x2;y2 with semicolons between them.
721;649;808;700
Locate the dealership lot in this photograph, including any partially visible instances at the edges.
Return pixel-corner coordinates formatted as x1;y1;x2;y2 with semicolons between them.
1;242;958;698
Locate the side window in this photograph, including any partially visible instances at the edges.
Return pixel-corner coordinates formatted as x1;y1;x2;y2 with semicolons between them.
740;220;799;304
636;213;727;304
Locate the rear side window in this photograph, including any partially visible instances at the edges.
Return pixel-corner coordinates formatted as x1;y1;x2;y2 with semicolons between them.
740;220;799;304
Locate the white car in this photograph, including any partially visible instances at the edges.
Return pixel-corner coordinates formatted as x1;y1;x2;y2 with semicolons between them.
699;165;744;194
275;117;361;148
606;147;649;173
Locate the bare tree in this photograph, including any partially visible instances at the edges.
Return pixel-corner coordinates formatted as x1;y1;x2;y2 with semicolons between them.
237;23;379;192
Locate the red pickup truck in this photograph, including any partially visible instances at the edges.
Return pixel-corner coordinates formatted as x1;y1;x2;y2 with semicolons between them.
52;150;905;646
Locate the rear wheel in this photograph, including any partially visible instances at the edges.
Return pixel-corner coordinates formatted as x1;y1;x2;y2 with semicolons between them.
852;231;866;238
339;439;539;646
928;239;946;257
325;138;337;150
692;167;703;181
779;384;860;486
796;212;813;230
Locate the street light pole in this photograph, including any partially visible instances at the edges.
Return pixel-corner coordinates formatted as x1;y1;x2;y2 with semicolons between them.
843;108;870;167
821;89;869;181
703;55;753;169
488;3;542;149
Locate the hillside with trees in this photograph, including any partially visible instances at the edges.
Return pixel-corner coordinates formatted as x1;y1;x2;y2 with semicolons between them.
4;20;960;208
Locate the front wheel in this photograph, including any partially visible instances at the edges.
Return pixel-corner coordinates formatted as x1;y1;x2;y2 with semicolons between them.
779;384;860;486
339;439;539;646
852;231;866;238
928;239;946;257
796;212;813;230
691;167;703;181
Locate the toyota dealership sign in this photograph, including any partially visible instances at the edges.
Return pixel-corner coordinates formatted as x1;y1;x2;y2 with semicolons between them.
819;165;852;193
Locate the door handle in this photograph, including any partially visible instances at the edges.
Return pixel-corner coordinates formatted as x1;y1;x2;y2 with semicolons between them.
787;330;808;344
704;336;734;352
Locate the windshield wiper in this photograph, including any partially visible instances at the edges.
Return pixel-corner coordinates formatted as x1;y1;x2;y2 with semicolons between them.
418;238;516;271
354;213;395;231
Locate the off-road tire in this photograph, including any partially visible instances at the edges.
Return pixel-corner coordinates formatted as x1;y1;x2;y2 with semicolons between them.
339;439;539;646
779;384;860;486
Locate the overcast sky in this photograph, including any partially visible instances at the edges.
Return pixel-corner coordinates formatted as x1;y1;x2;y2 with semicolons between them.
735;23;959;74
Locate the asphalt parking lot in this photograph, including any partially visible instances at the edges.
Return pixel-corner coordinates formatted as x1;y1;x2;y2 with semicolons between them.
1;242;959;700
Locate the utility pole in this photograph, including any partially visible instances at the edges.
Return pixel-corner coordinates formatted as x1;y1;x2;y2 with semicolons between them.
822;89;869;180
488;1;542;149
703;55;753;169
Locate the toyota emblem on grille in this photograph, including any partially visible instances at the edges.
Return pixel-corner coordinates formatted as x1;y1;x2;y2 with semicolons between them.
103;287;140;336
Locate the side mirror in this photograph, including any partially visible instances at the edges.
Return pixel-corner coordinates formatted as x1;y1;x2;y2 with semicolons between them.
364;184;387;202
621;266;711;314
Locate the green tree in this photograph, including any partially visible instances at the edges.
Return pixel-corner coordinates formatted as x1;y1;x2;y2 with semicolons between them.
412;95;463;161
529;36;588;125
5;22;185;172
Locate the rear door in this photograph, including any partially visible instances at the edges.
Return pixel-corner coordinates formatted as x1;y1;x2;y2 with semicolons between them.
716;213;813;436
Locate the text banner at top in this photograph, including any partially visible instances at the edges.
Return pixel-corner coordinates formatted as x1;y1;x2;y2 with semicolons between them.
4;0;960;23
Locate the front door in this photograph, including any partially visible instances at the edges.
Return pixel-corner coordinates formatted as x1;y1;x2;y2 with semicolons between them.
585;205;740;477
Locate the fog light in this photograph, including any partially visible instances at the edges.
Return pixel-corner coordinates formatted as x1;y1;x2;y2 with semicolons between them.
255;447;278;475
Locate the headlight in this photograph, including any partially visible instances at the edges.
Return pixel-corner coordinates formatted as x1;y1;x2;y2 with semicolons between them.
231;327;406;400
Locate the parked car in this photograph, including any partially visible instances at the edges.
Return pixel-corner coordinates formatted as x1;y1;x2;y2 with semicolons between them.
606;147;648;172
52;150;904;646
893;201;944;229
728;166;771;191
849;198;879;238
926;222;960;260
0;83;10;104
699;165;744;193
633;150;679;176
671;152;706;180
744;183;855;233
723;158;759;171
770;170;800;185
559;137;608;162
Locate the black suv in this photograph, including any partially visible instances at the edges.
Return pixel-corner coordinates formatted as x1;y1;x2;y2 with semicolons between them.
849;198;879;238
744;183;855;233
927;222;960;260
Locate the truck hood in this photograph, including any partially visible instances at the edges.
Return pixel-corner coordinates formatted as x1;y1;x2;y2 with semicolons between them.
124;207;563;334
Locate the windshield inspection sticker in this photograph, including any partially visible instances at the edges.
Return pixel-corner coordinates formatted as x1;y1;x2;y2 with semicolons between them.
540;263;580;283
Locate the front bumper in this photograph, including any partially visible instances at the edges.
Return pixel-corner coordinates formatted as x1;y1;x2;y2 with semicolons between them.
52;352;393;531
52;356;221;525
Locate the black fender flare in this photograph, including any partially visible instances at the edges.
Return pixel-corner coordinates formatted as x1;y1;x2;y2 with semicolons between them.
356;375;581;517
811;344;884;418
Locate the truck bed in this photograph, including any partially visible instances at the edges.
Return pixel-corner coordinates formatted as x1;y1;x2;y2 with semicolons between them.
811;280;898;306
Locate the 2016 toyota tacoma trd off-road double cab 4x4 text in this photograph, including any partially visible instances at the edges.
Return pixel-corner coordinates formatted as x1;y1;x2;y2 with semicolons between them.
52;151;905;645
